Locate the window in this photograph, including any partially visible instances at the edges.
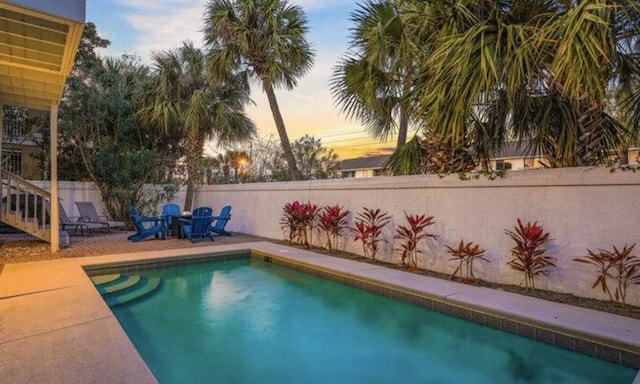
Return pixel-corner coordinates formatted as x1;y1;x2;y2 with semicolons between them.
2;149;22;175
523;158;536;168
341;171;355;178
373;169;385;176
495;160;512;171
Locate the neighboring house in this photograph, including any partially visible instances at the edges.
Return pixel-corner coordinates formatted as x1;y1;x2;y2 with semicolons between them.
2;116;44;179
625;146;640;165
489;141;545;171
337;155;390;178
491;141;640;171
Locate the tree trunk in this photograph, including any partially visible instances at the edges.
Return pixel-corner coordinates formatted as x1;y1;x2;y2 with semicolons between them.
183;130;205;212
396;73;411;149
396;106;409;149
263;81;300;181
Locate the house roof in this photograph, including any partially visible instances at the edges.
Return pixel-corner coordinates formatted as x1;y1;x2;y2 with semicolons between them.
338;155;390;171
495;140;542;159
0;0;85;110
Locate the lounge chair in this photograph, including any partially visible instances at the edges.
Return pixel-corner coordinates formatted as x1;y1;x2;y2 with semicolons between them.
179;206;214;243
127;206;166;242
211;205;232;236
47;201;105;234
75;201;126;231
161;203;181;231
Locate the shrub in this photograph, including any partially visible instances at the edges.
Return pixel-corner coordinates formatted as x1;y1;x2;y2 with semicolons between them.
394;213;437;268
505;219;555;289
280;201;319;248
351;208;391;260
445;240;488;282
574;244;640;308
317;205;350;251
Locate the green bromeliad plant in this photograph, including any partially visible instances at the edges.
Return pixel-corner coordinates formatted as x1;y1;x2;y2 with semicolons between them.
574;244;640;308
505;219;555;289
394;213;437;268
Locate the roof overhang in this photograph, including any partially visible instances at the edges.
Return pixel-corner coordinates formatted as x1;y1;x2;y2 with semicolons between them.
0;0;85;111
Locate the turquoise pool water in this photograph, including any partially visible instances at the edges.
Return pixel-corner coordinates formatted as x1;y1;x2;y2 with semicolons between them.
110;259;636;383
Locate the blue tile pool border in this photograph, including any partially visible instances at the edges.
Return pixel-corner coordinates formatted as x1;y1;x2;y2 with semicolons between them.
83;248;640;370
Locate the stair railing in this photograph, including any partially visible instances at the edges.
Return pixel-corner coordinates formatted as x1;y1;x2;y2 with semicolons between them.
0;169;51;239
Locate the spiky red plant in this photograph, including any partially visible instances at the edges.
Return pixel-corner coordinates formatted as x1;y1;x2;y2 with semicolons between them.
445;240;488;282
394;213;437;268
505;219;554;289
350;208;391;260
280;201;318;247
317;205;350;251
575;243;640;308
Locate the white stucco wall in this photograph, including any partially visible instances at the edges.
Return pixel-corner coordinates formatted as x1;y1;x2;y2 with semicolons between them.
194;166;640;306
32;180;102;218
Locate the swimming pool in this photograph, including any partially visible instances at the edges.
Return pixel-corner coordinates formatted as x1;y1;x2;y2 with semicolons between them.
100;257;635;383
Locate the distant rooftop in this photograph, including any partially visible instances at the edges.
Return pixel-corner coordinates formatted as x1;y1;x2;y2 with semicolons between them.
338;155;390;171
495;140;542;159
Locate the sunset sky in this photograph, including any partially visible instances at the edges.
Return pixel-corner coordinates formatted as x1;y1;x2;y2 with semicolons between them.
87;0;402;159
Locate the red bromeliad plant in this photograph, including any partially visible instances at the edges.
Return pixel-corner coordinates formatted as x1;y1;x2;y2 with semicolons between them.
317;205;351;251
350;208;391;260
394;213;437;268
280;201;319;248
505;219;555;289
445;240;488;282
574;244;640;308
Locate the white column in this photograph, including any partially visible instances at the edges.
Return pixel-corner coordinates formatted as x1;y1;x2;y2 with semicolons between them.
0;105;3;209
50;101;59;253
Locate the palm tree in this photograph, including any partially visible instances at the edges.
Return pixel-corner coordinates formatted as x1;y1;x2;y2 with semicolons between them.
410;0;640;168
331;0;421;149
139;41;256;210
203;0;315;181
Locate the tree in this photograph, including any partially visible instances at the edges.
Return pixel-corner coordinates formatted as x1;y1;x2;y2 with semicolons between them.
409;1;640;168
139;41;256;211
291;135;340;180
72;22;110;73
203;0;315;181
331;0;421;149
202;150;250;184
60;44;181;220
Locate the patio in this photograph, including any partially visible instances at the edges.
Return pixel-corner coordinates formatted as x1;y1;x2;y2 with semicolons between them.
0;229;268;268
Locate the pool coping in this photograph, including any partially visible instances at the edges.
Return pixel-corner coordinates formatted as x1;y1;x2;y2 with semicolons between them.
1;241;639;383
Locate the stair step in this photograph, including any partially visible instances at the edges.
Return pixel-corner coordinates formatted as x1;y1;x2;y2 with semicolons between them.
105;277;162;307
98;275;141;295
91;274;121;286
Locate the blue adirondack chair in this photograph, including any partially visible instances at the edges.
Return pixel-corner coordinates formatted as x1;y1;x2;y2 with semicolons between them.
211;205;232;236
180;207;214;243
127;206;166;242
161;203;181;229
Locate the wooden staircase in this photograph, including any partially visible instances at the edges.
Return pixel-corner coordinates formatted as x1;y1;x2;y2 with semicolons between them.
0;170;51;242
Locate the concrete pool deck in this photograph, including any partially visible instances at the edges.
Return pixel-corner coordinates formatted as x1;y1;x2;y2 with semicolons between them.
0;240;639;383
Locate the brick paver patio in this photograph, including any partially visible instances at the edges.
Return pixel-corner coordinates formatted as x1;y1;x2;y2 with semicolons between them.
0;230;269;269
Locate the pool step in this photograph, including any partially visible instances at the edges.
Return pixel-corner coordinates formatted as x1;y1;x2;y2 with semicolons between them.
90;274;121;285
97;275;141;295
104;277;162;307
92;274;162;307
